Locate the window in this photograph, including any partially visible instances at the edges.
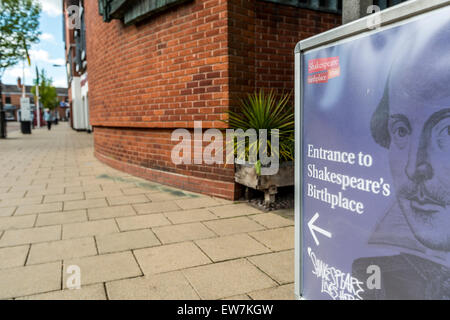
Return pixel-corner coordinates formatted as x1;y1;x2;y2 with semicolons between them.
5;97;11;104
98;0;193;25
260;0;410;14
74;1;86;73
262;0;342;14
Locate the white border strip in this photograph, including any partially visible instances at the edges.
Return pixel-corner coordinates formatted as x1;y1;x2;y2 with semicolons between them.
295;0;450;53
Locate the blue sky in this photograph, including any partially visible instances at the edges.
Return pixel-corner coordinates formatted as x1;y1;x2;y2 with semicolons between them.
3;0;67;88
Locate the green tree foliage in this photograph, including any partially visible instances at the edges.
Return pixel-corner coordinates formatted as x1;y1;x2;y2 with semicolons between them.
226;90;295;163
31;69;58;110
0;0;41;75
0;0;41;137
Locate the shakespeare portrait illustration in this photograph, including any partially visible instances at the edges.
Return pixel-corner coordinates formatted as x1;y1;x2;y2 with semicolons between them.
352;20;450;300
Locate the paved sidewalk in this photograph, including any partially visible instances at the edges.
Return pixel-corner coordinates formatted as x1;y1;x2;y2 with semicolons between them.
0;123;294;300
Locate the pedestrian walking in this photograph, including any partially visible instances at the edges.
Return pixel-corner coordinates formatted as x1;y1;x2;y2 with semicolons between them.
53;110;59;125
44;109;52;130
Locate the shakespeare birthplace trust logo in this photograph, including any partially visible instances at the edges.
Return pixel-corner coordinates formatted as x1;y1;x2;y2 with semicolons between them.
308;57;340;84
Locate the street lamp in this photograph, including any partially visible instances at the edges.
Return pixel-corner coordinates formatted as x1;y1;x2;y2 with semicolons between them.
51;64;68;125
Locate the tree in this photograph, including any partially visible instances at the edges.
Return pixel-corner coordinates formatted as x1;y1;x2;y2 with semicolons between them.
0;0;41;72
31;69;58;110
0;0;41;138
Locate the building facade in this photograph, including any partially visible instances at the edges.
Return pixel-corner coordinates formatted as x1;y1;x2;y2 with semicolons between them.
71;0;341;200
0;84;68;122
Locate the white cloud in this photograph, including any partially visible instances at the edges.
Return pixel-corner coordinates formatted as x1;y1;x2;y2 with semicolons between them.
29;49;65;66
37;0;63;17
4;66;32;81
53;77;68;88
41;33;55;43
3;65;67;87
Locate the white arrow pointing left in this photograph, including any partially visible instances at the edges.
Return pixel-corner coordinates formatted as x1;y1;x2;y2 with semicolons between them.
308;212;332;246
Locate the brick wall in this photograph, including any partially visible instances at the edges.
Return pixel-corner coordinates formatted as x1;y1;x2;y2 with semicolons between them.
228;0;341;104
94;126;237;199
84;0;340;199
86;0;229;129
2;93;28;107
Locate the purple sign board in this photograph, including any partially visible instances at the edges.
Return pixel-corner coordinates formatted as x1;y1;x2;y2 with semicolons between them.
295;2;450;300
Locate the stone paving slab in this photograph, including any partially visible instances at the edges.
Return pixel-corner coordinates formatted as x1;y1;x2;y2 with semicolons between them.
44;193;84;203
208;203;264;218
183;259;277;300
222;294;251;300
64;198;108;211
121;187;150;196
96;229;160;254
36;210;88;227
0;262;61;299
26;187;65;197
0;191;26;200
106;272;200;300
249;213;294;229
248;250;294;285
134;242;211;275
15;203;63;216
249;283;295;300
87;204;136;220
17;284;107;300
0;245;29;270
63;252;142;287
152;222;216;244
175;197;221;210
249;227;295;251
133;202;180;214
27;237;97;265
0;207;16;217
116;214;171;231
0;215;36;231
145;192;190;202
62;219;119;239
0;196;43;208
0;225;61;247
195;234;271;262
67;185;102;194
0;125;294;300
203;217;265;236
9;185;48;193
164;208;218;224
107;195;149;206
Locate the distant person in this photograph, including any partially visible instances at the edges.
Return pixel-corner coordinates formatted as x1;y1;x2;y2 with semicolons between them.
44;109;52;130
54;110;59;125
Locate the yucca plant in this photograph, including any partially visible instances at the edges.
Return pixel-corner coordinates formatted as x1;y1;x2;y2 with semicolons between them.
225;90;295;169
